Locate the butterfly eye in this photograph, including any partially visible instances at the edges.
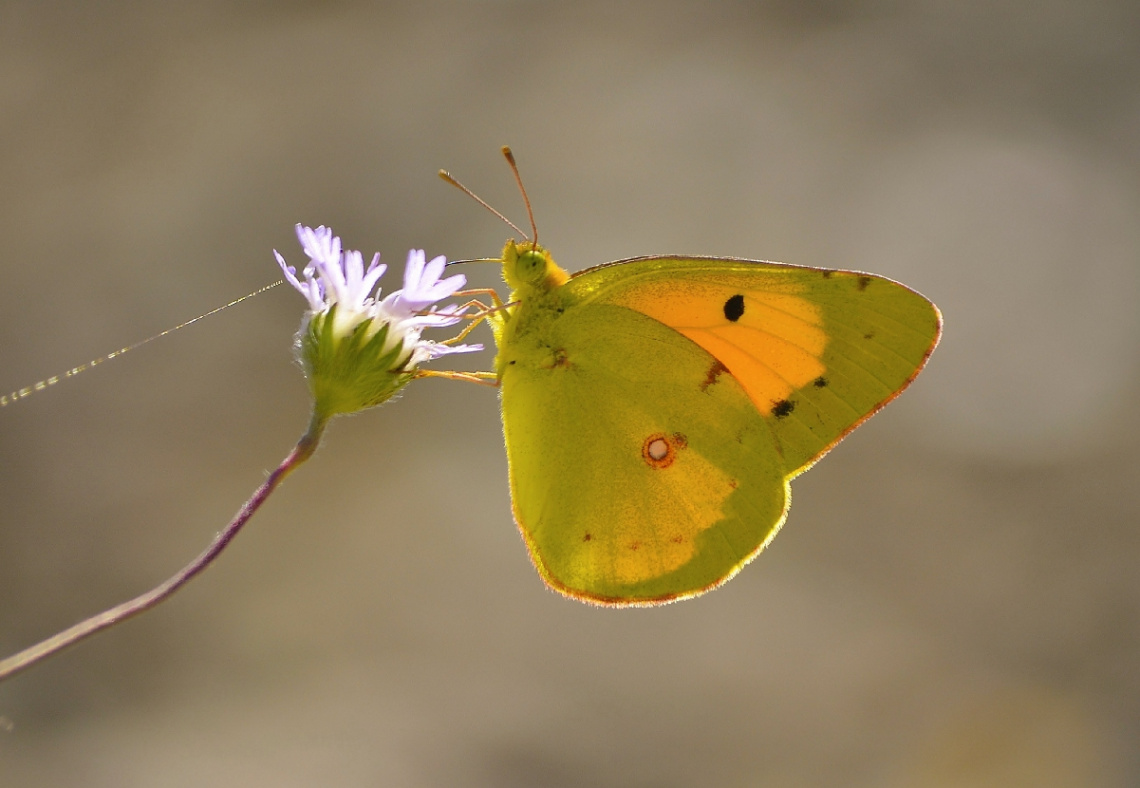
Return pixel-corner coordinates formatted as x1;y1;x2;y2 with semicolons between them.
514;249;548;285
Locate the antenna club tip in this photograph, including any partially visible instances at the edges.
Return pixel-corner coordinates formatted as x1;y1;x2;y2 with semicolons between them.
501;146;516;163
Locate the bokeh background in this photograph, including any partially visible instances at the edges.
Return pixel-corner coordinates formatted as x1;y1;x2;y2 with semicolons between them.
1;2;1138;785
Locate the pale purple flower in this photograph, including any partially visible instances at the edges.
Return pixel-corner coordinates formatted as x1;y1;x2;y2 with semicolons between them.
275;224;482;366
381;249;467;316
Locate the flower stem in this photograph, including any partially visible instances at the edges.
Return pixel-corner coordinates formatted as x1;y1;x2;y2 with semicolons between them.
0;412;329;683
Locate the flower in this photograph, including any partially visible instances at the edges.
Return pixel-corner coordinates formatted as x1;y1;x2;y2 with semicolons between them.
276;224;482;417
382;249;467;315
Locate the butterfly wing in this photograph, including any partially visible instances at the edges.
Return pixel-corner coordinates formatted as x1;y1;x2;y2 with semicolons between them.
567;256;942;475
499;300;789;605
498;255;939;604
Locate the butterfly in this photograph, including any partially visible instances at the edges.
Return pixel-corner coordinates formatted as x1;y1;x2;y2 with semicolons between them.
445;150;941;606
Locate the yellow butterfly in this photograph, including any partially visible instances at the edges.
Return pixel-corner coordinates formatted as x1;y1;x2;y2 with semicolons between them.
443;149;941;606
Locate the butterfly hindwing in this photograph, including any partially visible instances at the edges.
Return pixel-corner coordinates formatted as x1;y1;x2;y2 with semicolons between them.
499;300;790;604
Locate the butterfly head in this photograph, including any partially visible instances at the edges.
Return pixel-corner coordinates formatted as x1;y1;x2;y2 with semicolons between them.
501;239;569;294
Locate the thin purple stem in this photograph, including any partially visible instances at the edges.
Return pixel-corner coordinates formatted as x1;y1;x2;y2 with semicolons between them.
0;412;328;683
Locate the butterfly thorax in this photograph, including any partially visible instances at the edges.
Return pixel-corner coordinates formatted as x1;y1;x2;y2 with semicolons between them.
493;240;575;378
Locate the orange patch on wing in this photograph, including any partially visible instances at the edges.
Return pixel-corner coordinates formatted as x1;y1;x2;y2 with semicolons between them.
613;281;827;414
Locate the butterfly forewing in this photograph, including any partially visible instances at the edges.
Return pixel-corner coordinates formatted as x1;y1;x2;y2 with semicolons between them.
568;256;941;475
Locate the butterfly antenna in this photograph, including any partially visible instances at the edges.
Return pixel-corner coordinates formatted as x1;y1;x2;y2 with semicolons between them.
438;169;528;240
1;280;282;408
501;146;538;248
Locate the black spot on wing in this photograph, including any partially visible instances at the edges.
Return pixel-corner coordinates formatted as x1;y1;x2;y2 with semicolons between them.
857;275;872;291
723;294;745;322
813;376;829;388
772;399;795;419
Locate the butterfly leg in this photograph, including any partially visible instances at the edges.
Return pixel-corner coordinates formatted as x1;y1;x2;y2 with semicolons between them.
414;369;500;387
440;302;492;345
438;288;516;346
453;287;505;309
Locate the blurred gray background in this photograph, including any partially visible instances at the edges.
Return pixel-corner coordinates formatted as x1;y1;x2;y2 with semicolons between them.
1;1;1138;785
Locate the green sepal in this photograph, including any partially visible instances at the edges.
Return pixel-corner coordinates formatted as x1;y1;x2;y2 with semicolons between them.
298;305;416;418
